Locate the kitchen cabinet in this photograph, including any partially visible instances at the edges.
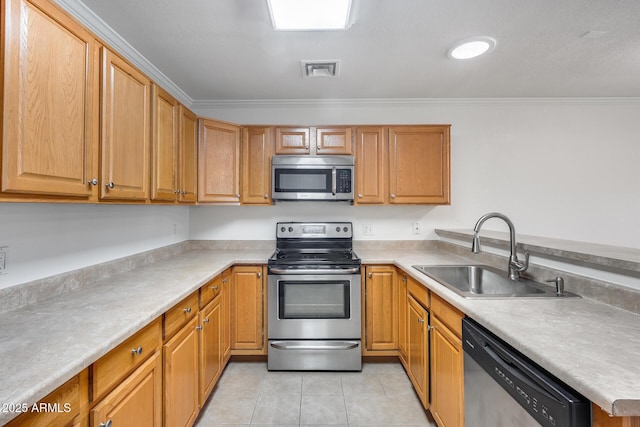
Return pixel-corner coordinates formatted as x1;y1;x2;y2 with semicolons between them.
164;316;199;427
100;47;151;201
150;84;179;202
221;269;232;363
354;127;386;204
364;266;398;354
230;265;266;354
593;404;640;427
242;127;273;204
388;125;450;204
198;119;241;203
275;127;310;154
91;352;162;427
178;106;198;203
199;295;222;406
407;293;430;409
1;0;99;199
316;127;353;154
430;293;464;427
5;370;88;427
397;271;408;365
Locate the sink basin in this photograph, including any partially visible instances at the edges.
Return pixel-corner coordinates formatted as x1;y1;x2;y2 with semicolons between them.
412;265;579;299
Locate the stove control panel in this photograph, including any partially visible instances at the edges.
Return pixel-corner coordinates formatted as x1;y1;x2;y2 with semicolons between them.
277;222;352;239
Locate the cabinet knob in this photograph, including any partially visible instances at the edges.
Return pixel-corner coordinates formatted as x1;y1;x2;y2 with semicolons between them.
211;286;219;291
368;273;372;279
100;420;112;427
203;317;210;323
236;194;240;198
390;194;396;199
131;346;143;356
181;190;187;195
418;318;425;324
183;307;192;314
402;277;407;283
88;178;98;186
257;272;262;278
264;194;269;199
106;182;115;189
196;325;203;331
358;193;363;198
174;189;180;194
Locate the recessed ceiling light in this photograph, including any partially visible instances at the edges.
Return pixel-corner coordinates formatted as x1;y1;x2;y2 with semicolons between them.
448;37;496;60
267;0;352;31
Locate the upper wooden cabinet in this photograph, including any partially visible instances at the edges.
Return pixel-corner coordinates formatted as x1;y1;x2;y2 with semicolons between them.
100;48;151;201
355;127;386;204
242;127;273;205
1;0;98;198
198;119;241;203
316;127;353;155
388;125;450;204
151;84;179;202
178;106;198;203
275;127;310;154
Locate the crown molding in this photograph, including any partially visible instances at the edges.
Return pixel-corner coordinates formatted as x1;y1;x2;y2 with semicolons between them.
53;0;193;107
191;97;640;110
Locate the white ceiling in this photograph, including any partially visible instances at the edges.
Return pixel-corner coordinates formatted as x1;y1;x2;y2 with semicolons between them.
78;0;640;100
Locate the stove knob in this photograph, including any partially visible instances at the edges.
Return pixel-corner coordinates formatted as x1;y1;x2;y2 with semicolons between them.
336;226;341;232
288;227;293;232
343;227;349;232
280;227;285;232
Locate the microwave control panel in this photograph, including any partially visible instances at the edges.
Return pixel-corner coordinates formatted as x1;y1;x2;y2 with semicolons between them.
336;169;352;193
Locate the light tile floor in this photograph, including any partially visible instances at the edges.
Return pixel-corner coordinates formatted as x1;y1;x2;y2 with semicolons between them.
195;361;437;427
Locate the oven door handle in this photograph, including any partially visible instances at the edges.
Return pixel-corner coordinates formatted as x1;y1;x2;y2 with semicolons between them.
270;341;359;351
268;267;360;275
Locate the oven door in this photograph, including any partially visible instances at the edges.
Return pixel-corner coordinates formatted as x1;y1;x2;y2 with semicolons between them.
272;165;354;201
268;272;361;340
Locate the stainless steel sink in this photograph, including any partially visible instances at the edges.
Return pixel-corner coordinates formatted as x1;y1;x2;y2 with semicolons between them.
412;265;579;299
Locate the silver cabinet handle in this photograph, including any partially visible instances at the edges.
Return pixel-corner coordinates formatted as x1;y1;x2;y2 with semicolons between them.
211;286;219;291
427;325;434;331
203;318;210;323
418;318;425;324
183;307;192;314
106;182;115;189
88;179;98;186
100;420;112;427
390;193;396;199
196;325;203;331
131;346;143;356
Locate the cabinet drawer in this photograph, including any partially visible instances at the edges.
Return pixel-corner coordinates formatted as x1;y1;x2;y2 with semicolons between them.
200;275;222;308
164;291;199;339
431;294;464;338
5;371;86;427
407;276;429;308
92;318;161;399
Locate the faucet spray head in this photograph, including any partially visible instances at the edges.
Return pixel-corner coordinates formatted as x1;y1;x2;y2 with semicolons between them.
471;233;482;254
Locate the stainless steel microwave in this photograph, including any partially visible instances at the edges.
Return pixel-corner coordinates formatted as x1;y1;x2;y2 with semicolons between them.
272;155;354;202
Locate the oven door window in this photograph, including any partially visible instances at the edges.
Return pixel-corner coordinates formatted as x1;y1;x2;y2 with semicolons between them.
278;280;350;319
274;169;331;193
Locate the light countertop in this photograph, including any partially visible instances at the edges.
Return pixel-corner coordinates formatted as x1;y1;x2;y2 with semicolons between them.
0;246;639;424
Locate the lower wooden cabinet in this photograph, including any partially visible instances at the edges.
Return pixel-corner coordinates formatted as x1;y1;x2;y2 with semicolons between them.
430;294;464;427
230;265;266;354
364;265;398;354
397;272;408;365
91;353;162;427
221;269;232;363
406;294;430;409
199;295;222;406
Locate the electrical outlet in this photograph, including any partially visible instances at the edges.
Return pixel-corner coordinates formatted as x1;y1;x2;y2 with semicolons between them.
413;222;422;235
362;224;373;235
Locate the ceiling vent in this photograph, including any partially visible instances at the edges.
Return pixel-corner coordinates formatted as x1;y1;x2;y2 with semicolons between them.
301;60;341;78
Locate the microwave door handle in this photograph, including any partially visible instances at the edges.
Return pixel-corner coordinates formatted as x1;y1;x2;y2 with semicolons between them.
331;167;337;195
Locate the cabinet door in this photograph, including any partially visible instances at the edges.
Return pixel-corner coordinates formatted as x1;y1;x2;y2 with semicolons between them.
398;273;408;365
198;119;241;203
242;127;272;204
221;270;232;363
316;127;352;155
178;106;198;203
2;0;98;197
151;85;178;201
388;126;450;204
407;295;429;409
231;265;265;353
100;48;150;201
355;127;386;204
164;316;199;427
199;296;222;406
431;316;464;427
365;266;398;352
275;127;310;154
91;352;162;427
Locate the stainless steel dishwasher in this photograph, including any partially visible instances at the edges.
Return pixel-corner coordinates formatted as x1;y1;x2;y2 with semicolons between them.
463;319;591;427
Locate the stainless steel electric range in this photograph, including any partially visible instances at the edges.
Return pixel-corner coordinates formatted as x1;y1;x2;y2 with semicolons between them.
267;222;362;371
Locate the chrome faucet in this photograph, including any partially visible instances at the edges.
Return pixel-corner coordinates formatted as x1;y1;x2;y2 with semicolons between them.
471;212;529;280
